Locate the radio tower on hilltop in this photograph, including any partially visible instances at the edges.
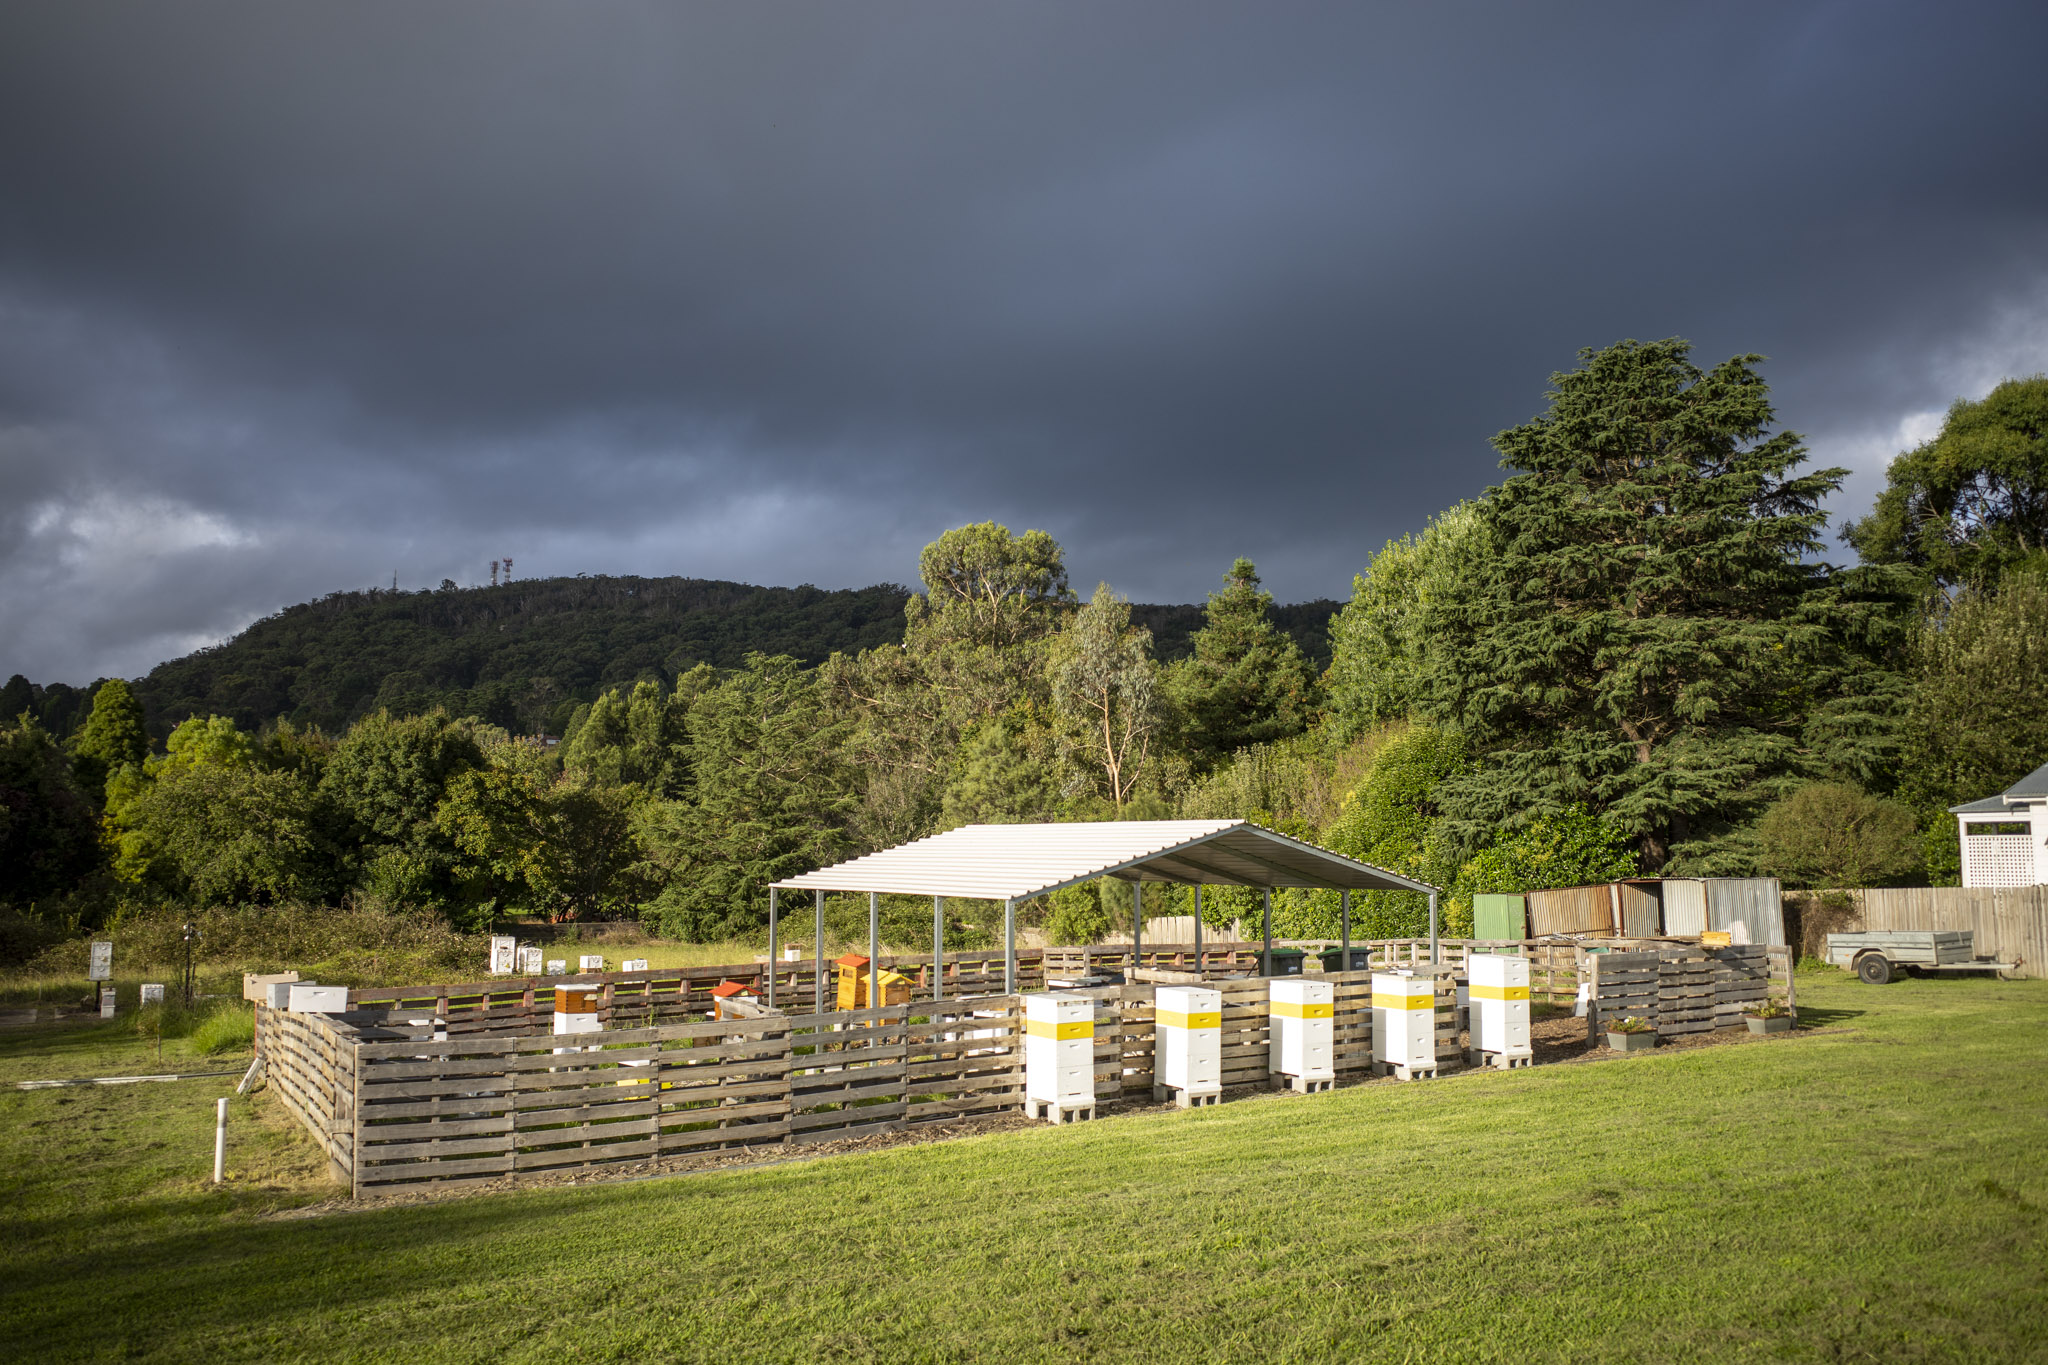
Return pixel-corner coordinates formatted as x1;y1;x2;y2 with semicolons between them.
502;555;514;583
489;559;500;587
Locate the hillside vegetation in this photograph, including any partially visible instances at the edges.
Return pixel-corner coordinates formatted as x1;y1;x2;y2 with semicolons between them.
5;342;2044;952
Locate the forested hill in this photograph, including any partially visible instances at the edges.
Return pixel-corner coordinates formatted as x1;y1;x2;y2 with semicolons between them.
123;575;1339;738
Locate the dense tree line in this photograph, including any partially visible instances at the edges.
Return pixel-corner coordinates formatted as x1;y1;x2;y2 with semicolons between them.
5;344;2044;952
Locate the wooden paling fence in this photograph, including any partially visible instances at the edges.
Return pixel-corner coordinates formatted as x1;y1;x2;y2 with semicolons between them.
1849;886;2046;979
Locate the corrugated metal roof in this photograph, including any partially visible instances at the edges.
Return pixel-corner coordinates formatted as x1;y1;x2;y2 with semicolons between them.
1950;795;2013;815
1949;761;2048;813
2003;760;2048;800
770;820;1436;900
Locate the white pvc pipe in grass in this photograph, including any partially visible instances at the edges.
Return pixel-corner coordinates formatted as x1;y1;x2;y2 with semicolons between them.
213;1097;227;1184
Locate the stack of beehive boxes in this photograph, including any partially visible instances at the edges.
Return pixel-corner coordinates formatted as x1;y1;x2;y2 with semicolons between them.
1152;985;1222;1107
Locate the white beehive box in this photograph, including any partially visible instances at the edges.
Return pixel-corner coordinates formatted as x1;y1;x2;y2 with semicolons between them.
288;983;349;1014
545;959;567;976
553;985;601;1055
1469;952;1532;1061
579;954;605;972
1373;971;1436;1071
518;946;544;975
1023;992;1095;1118
1155;985;1222;1099
1269;977;1334;1084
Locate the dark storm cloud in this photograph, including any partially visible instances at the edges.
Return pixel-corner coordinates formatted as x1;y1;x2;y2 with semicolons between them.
2;1;2045;680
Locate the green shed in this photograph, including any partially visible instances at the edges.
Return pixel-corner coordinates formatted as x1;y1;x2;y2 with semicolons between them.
1472;893;1527;942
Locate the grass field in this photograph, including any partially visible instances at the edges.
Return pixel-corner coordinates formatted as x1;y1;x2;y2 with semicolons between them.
2;971;2044;1363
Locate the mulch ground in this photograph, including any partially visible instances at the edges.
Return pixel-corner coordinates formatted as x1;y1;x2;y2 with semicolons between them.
267;1007;1814;1216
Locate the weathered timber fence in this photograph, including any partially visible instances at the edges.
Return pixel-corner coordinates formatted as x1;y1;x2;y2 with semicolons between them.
267;937;1792;1198
1585;946;1786;1040
1846;886;2046;978
262;1005;356;1185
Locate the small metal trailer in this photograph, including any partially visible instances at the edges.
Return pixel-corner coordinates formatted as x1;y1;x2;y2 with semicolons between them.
1823;931;2019;984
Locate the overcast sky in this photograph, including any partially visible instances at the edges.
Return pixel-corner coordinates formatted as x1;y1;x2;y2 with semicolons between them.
3;2;2046;684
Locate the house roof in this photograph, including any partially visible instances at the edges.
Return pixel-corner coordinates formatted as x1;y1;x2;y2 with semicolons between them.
1950;760;2048;814
2004;760;2048;800
770;820;1437;902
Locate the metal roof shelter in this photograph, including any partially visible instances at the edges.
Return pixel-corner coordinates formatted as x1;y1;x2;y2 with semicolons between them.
766;820;1440;1011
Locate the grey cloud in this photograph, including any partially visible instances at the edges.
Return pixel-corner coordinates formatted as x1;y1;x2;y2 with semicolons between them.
2;1;2045;680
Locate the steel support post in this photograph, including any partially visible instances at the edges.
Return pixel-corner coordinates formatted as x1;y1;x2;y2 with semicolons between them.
1262;889;1274;976
1133;881;1143;976
767;886;778;1010
814;890;825;1016
932;895;945;1003
1004;899;1016;995
1429;889;1440;964
868;891;880;1012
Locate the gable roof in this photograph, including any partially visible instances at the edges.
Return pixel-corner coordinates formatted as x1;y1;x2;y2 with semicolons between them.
1950;760;2048;814
770;820;1436;902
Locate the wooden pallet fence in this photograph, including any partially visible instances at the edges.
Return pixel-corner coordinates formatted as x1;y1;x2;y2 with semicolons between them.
1328;972;1375;1075
1586;952;1660;1038
259;1006;355;1185
339;995;1034;1194
346;951;1048;1029
1656;952;1717;1036
1709;946;1770;1027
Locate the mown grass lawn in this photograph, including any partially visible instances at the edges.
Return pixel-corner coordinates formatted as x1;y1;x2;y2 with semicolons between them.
2;972;2044;1364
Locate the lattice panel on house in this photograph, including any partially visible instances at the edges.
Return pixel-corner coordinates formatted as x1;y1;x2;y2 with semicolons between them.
1965;833;2036;888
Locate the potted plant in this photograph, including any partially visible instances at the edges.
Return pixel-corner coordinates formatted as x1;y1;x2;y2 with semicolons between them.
1744;1000;1794;1034
1605;1016;1656;1052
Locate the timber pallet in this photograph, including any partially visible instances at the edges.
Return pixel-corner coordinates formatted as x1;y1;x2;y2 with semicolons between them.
1022;1098;1097;1124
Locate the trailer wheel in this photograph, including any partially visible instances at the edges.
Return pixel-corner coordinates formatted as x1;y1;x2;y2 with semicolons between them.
1856;953;1894;985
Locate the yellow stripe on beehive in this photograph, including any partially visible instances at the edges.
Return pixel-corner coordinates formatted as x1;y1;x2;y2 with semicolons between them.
1024;1018;1093;1041
1270;1000;1334;1019
1372;992;1435;1011
1469;984;1530;1002
1155;1009;1221;1030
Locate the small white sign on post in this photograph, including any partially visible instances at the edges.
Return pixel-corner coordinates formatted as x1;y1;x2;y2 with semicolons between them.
140;983;165;1005
99;989;117;1019
546;959;567;976
488;935;517;976
579;954;605;973
88;941;113;982
519;946;544;975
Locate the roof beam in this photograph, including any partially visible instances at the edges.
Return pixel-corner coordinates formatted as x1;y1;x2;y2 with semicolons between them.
1135;850;1261;886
